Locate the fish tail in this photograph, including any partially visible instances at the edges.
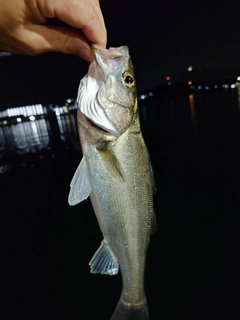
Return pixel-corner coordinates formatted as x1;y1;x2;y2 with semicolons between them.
110;298;150;320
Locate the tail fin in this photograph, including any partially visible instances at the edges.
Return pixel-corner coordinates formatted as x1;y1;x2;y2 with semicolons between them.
110;299;149;320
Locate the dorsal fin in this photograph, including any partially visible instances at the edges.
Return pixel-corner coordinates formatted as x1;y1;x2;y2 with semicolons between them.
68;157;91;206
89;240;119;276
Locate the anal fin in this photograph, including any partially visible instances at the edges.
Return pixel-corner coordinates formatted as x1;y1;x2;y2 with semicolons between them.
89;240;119;276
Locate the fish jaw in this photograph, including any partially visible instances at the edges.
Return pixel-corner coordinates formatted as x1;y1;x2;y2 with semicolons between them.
77;45;137;137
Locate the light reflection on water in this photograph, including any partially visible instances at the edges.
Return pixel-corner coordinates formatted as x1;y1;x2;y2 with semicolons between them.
0;113;78;156
0;119;50;154
189;94;198;137
56;113;78;142
140;87;240;142
1;88;240;160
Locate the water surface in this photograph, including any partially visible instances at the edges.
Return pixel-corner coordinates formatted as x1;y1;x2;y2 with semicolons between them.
1;89;239;319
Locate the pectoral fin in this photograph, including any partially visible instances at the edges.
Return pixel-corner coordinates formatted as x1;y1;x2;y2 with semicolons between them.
97;144;125;182
68;157;91;206
89;240;119;276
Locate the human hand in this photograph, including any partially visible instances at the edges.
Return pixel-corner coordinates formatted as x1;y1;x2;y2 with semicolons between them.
0;0;106;61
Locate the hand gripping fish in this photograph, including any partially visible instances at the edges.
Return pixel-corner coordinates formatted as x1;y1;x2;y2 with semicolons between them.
68;45;157;320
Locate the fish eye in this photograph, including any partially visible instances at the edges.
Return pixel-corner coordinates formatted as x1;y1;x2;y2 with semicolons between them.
122;72;136;88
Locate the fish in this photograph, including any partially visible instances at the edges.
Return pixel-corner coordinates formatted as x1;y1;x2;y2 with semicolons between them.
68;44;157;320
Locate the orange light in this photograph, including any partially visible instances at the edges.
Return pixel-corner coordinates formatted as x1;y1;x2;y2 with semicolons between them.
166;76;171;81
189;94;194;101
188;80;193;85
188;66;193;72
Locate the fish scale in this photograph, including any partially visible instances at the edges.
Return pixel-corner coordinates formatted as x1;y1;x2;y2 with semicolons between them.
87;118;153;307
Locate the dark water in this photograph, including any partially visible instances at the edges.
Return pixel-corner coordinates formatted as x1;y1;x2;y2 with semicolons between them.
1;89;240;319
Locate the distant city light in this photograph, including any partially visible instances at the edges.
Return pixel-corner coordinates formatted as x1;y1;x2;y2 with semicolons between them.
198;85;202;90
188;66;193;72
188;80;193;85
16;117;22;123
148;92;153;96
166;76;171;81
29;116;35;121
55;110;61;116
230;84;236;89
237;76;240;81
205;86;209;90
140;94;146;100
0;104;44;120
222;84;228;89
214;85;218;89
168;81;172;86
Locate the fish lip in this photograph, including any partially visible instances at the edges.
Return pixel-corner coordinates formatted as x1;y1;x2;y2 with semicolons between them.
92;44;129;55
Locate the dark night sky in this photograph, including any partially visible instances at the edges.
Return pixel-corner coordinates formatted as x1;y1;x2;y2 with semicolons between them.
0;0;240;108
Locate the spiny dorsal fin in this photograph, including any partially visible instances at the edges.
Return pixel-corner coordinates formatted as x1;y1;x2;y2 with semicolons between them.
97;144;125;182
89;240;119;276
68;157;91;206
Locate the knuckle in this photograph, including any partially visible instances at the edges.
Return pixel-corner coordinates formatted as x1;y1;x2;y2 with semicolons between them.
62;36;72;54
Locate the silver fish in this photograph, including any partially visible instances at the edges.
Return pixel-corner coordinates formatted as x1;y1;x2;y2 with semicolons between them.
68;45;157;320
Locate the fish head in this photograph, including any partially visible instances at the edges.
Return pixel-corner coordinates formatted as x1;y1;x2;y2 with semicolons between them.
77;45;138;137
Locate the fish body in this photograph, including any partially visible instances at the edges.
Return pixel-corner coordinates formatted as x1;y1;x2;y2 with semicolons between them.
69;45;156;319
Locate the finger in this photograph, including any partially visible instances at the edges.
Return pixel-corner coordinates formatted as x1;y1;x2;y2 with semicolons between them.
22;24;95;61
37;0;107;48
